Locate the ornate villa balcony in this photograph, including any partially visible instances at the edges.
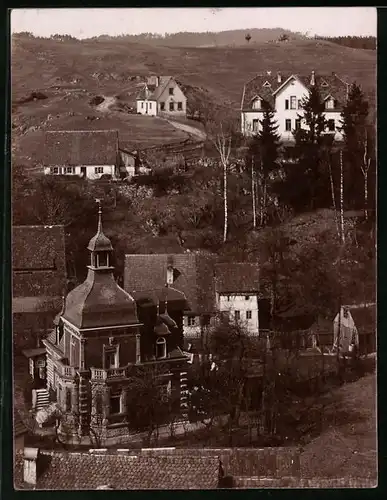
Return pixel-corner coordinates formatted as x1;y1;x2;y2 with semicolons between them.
59;364;76;378
90;367;127;381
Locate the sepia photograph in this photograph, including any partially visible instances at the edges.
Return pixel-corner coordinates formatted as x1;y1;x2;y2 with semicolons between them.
10;7;376;490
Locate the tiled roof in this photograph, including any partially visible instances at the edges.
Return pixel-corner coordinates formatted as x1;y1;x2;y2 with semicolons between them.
43;130;119;166
241;72;348;110
12;225;67;299
125;254;218;314
349;304;376;333
12;296;63;314
14;450;220;490
136;76;177;102
214;263;260;294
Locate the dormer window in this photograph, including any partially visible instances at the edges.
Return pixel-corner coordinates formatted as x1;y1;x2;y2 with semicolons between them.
156;337;167;359
321;80;329;87
252;98;262;110
325;98;335;110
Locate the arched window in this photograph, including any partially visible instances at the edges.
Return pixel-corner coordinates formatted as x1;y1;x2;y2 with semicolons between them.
156;337;167;359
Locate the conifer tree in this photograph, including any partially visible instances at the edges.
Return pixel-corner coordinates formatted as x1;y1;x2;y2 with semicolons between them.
285;86;331;211
340;82;371;214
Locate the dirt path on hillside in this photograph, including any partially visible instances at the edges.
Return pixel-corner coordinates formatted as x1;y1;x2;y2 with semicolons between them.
97;96;117;112
166;119;207;141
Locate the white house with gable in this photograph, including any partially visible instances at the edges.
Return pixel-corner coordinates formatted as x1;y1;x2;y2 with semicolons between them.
136;76;187;117
240;70;349;142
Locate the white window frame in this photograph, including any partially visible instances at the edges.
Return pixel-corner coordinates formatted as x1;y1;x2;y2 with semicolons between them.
285;119;292;131
327;119;335;132
65;166;75;174
95;166;104;174
290;96;297;110
51;167;59;174
252;119;259;132
109;392;122;415
187;316;196;327
156;337;167;359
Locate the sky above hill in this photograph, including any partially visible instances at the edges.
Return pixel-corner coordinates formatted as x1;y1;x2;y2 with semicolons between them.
11;7;376;39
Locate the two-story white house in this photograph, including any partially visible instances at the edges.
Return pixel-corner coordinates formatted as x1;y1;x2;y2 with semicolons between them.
240;71;349;142
136;76;187;117
214;263;261;336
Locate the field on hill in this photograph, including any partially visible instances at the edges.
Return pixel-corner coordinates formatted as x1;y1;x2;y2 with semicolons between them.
11;34;376;168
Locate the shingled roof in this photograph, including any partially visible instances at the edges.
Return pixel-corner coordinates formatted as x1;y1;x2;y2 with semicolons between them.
12;225;67;300
43;130;119;166
14;450;220;490
214;263;260;294
125;254;218;314
241;71;348;110
136;76;174;101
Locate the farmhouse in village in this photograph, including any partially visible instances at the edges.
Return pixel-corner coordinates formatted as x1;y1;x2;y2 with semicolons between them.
40;206;189;444
43;130;120;179
240;71;349;141
43;130;146;180
124;254;271;343
136;76;187;117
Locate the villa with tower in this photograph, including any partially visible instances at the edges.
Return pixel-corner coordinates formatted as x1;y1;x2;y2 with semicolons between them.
42;204;189;445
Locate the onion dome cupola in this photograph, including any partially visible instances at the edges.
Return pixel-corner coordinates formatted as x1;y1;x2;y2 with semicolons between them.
61;202;139;329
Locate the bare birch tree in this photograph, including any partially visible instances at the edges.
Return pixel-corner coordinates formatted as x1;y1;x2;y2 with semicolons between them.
361;129;372;221
205;110;237;243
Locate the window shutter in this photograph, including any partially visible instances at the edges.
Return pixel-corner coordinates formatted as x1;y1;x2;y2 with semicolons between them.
285;99;289;110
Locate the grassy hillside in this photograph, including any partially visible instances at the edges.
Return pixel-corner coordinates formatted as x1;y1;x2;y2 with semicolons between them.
11;33;376;167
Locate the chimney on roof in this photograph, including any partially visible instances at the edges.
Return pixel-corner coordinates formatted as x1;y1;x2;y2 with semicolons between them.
310;70;315;86
23;448;39;485
277;72;282;83
267;71;272;76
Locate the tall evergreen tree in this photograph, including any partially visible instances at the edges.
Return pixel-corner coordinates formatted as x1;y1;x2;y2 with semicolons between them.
246;101;281;227
282;86;332;211
340;82;371;211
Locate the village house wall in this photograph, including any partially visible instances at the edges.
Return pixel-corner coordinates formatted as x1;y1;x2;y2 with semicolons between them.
218;293;260;336
157;83;187;116
43;164;116;180
136;99;158;116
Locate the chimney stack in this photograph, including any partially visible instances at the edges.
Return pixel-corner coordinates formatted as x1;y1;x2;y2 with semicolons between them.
310;70;315;86
277;72;282;83
23;448;39;486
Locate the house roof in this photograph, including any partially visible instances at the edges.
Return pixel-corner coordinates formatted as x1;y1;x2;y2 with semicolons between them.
214;263;260;294
14;450;220;490
12;296;63;314
241;72;348;110
62;269;139;329
131;286;188;310
125;254;218;314
43;130;119;166
349;304;376;333
12;225;67;299
136;76;177;102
